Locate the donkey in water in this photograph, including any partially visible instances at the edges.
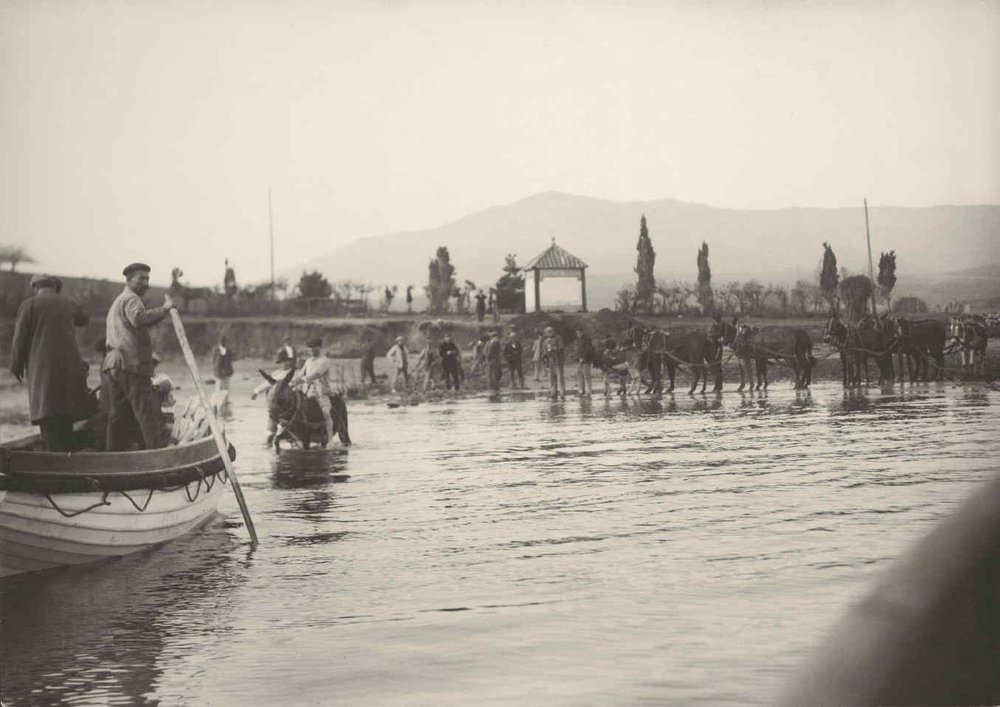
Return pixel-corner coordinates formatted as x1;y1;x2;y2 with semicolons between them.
259;368;351;450
822;315;893;387
660;328;722;395
709;316;756;392
734;324;814;390
889;316;947;381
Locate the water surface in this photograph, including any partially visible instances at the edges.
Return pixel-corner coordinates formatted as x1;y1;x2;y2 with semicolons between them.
2;372;998;705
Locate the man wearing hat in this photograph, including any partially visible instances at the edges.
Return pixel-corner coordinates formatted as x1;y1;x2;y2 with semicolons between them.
541;326;566;398
386;335;409;393
503;330;525;389
438;333;461;391
102;263;176;451
9;274;92;451
292;336;335;442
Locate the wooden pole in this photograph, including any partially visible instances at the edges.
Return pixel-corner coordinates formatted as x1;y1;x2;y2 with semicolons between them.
170;309;259;545
865;198;877;315
268;188;275;294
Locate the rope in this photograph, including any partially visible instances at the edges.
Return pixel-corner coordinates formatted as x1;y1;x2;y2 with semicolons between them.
44;492;111;518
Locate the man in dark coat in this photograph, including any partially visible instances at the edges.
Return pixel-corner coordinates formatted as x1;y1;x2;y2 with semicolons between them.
102;263;176;451
503;331;524;388
9;275;91;451
360;339;377;385
484;330;503;393
438;333;461;390
475;291;487;322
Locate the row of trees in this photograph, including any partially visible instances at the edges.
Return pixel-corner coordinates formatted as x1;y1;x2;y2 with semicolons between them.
627;217;902;321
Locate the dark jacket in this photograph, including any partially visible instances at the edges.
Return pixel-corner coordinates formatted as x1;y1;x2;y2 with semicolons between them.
10;292;91;423
439;340;461;366
577;335;596;364
484;338;502;365
503;340;522;363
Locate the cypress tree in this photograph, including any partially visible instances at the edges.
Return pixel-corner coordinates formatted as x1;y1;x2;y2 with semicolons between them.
634;215;656;314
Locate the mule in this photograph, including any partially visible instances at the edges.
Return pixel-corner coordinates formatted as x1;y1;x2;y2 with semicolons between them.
660;329;722;395
950;317;987;377
260;368;351;450
892;317;947;381
736;325;812;390
708;316;755;391
822;316;893;387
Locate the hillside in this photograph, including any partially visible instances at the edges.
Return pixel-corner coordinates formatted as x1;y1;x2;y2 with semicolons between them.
285;192;1000;309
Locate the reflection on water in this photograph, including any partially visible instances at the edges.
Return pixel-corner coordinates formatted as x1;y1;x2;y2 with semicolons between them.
2;373;999;706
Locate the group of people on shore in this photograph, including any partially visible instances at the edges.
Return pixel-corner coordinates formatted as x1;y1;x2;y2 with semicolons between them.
376;325;601;399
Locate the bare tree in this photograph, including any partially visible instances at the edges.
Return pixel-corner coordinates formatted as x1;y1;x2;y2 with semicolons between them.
0;245;36;272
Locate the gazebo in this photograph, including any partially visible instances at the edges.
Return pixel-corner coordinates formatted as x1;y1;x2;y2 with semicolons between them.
522;239;588;313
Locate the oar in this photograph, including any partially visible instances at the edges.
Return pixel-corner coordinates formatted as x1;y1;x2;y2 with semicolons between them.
169;309;259;545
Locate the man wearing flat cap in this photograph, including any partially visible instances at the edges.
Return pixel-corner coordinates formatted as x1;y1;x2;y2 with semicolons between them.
102;263;176;451
9;274;91;451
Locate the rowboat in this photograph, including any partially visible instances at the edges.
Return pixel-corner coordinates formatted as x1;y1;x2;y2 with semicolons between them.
0;425;235;577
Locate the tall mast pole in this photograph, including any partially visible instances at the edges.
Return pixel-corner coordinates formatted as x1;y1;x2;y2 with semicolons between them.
268;187;275;293
865;197;877;315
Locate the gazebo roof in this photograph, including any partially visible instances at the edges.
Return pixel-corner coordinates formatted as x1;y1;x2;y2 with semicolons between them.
523;240;588;270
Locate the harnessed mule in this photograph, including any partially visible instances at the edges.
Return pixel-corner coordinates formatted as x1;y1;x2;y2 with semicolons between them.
659;328;721;395
260;368;351;450
822;316;893;387
949;317;987;377
890;317;947;381
735;324;813;390
709;316;755;391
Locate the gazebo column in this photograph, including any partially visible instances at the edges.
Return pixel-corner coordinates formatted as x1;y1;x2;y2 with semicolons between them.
534;269;541;312
580;268;587;312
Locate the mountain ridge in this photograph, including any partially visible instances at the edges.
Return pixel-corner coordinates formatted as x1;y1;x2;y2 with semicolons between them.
285;191;1000;309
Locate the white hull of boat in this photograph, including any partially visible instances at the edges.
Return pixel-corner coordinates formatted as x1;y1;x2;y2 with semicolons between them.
0;476;224;577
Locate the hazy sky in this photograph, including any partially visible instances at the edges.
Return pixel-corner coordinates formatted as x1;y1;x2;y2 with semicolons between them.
2;0;998;286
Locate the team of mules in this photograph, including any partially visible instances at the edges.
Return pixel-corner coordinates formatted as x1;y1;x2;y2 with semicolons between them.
593;312;990;396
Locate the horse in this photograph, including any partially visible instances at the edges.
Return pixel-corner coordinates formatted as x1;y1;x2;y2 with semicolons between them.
170;268;213;312
822;316;893;388
622;321;671;394
891;316;947;381
949;317;988;377
259;368;351;450
736;324;812;390
709;316;756;392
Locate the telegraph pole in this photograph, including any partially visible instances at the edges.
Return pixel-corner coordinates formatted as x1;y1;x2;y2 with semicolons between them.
268;187;275;293
864;198;877;315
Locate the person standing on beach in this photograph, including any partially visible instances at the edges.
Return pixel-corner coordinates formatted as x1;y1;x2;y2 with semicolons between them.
531;329;544;382
212;335;234;395
542;326;566;398
575;327;595;395
360;338;377;385
102;262;175;451
484;330;503;393
415;338;438;391
9;274;92;452
503;331;524;388
276;336;297;371
475;291;487;322
439;333;461;390
387;336;410;392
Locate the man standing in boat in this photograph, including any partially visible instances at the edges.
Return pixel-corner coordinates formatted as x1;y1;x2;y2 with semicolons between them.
9;274;92;452
102;263;175;451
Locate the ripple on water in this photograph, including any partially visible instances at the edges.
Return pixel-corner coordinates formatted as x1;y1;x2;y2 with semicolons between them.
1;379;997;706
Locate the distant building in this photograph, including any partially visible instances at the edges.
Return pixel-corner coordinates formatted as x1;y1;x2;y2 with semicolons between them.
522;240;588;313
